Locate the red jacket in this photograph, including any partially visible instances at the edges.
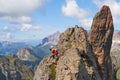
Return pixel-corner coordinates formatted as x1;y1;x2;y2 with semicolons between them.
51;48;58;56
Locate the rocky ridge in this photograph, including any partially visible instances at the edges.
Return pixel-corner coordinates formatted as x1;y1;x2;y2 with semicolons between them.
34;5;116;80
56;26;101;80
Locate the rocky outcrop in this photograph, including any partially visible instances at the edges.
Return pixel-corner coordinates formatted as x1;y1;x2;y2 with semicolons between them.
34;26;102;80
34;5;115;80
89;5;114;80
34;57;54;80
0;56;34;80
17;48;39;61
56;26;101;80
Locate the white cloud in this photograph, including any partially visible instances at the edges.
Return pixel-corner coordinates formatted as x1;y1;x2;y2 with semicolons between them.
20;24;41;32
93;0;120;24
62;0;92;27
80;18;92;27
0;0;48;16
0;0;49;23
6;32;12;39
1;16;32;23
0;26;19;32
62;0;87;19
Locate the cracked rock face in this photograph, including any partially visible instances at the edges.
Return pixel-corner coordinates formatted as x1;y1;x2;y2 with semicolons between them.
56;26;103;80
56;26;91;80
89;5;114;80
33;57;52;80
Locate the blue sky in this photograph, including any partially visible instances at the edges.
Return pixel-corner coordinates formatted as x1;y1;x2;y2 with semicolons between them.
0;0;120;42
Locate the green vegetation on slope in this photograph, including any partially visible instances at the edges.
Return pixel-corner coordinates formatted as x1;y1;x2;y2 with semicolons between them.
117;68;120;80
0;56;34;80
111;46;120;80
50;64;56;80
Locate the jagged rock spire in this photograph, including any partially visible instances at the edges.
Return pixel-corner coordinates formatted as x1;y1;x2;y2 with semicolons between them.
89;5;114;80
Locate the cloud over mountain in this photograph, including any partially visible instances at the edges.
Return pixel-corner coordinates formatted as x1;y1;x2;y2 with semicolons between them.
62;0;92;27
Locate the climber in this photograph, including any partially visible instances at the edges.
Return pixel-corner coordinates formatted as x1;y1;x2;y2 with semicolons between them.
50;46;59;59
47;46;59;63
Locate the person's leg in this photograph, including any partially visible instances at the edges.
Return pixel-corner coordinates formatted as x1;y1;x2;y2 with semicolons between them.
47;55;51;62
54;55;58;63
49;55;53;61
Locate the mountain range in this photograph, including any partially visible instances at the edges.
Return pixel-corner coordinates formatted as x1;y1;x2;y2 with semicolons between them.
0;41;28;55
0;29;120;57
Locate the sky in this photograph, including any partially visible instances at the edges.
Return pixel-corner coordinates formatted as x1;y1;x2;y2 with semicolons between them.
0;0;120;42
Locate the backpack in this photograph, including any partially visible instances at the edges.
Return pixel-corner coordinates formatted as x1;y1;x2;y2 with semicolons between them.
55;48;58;56
51;48;56;55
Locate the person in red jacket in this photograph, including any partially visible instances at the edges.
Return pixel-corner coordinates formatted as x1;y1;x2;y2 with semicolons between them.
50;46;58;59
47;46;59;63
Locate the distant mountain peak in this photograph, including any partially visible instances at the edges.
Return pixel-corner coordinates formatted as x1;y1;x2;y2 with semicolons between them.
37;31;61;47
